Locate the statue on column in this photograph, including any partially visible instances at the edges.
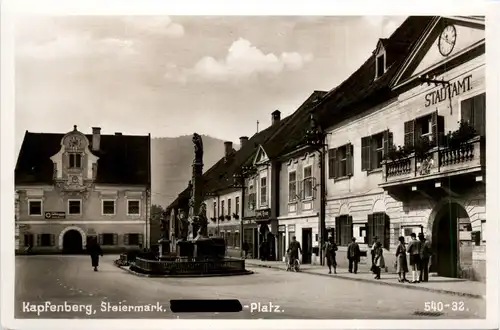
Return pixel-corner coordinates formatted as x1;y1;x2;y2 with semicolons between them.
192;133;204;165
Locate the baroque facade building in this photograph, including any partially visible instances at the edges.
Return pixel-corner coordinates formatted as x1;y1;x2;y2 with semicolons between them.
15;125;151;254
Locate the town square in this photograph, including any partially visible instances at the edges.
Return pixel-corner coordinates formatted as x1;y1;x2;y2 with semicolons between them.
11;14;489;322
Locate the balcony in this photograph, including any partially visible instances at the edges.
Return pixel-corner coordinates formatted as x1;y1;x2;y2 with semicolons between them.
380;136;484;188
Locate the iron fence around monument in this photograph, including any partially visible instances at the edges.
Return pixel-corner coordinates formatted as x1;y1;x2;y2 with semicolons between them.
132;256;246;275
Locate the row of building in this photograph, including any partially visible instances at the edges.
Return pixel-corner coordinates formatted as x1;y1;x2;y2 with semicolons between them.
166;16;486;281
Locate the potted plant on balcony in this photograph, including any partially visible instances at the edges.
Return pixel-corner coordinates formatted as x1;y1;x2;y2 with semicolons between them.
218;215;224;221
384;144;412;162
224;215;231;220
232;213;240;220
413;136;435;161
445;120;477;149
210;217;216;222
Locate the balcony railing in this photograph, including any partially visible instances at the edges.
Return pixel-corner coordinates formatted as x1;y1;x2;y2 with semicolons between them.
381;136;484;185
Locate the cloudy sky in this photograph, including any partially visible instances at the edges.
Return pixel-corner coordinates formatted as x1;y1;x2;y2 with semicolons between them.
15;15;406;153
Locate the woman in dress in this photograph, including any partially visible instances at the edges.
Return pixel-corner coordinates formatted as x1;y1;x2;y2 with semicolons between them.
396;236;409;282
373;241;385;280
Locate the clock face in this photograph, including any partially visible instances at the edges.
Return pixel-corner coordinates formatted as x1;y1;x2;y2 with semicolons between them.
71;176;79;183
438;24;457;57
69;136;81;148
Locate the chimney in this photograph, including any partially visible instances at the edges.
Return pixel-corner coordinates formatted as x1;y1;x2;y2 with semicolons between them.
224;141;233;158
272;110;281;126
92;127;101;151
239;136;249;148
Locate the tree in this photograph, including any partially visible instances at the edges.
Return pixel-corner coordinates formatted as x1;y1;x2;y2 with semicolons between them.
151;204;165;229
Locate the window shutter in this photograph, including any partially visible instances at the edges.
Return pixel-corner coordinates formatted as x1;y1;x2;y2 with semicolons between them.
113;234;118;245
36;234;41;247
346;144;353;176
384;213;391;250
461;98;473;125
124;234;130;245
361;137;371;171
382;130;392;157
138;234;144;246
50;234;55;247
312;177;317;200
431;110;443;146
404;120;415;148
328;148;337;179
367;213;374;244
348;216;353;241
335;217;340;245
473;93;486;136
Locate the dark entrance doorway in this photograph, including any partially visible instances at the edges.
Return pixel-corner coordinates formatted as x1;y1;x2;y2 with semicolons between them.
302;228;313;264
431;202;469;278
63;230;83;254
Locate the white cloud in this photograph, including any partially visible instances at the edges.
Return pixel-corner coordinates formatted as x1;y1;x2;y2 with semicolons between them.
173;38;313;82
17;33;137;60
122;16;184;38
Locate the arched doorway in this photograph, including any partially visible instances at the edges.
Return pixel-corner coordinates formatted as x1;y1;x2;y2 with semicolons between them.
431;202;470;278
63;230;83;254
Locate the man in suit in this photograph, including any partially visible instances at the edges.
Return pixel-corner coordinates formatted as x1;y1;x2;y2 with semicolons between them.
370;236;379;273
406;232;422;283
418;233;432;282
347;237;361;274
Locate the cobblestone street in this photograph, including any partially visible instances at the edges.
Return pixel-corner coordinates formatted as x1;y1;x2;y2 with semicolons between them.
15;255;485;319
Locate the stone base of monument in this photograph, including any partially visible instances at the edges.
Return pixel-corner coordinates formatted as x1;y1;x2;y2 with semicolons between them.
129;236;252;277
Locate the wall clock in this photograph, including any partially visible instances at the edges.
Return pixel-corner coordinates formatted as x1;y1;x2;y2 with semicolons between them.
71;175;79;183
438;24;457;57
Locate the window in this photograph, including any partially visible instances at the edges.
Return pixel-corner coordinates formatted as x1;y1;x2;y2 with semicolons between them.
328;144;353;179
367;213;390;250
39;234;53;247
235;197;240;215
247;181;256;210
335;215;353;246
69;153;82;168
101;233;116;246
28;200;42;216
127;200;140;215
127;233;141;246
461;92;486;136
376;54;385;78
302;165;313;199
260;176;267;206
404;110;444;148
68;200;82;215
481;220;486;242
361;130;393;171
102;200;115;215
221;200;225;216
213;202;217;218
24;234;34;247
288;171;297;202
228;198;232;217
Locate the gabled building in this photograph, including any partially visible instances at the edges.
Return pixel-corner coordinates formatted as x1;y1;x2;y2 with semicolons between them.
15;125;151;254
313;16;485;281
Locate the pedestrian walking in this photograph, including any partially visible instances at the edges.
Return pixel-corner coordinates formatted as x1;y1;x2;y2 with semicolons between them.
347;237;360;274
373;241;385;279
395;236;409;282
323;236;338;274
418;233;432;282
406;232;422;283
86;236;103;272
370;236;379;273
242;241;250;259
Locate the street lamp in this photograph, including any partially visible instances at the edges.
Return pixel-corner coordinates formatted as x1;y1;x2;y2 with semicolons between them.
232;164;258;258
304;112;328;266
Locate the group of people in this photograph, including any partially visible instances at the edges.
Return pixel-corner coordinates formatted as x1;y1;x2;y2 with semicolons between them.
395;232;432;283
290;232;432;283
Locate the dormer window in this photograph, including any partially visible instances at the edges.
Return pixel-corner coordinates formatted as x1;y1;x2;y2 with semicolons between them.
374;38;387;80
376;53;385;78
69;153;82;168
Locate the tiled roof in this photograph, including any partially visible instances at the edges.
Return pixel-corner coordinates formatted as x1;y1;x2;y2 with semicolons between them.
315;16;435;128
15;131;151;186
